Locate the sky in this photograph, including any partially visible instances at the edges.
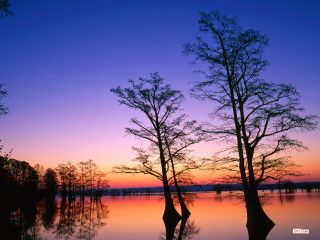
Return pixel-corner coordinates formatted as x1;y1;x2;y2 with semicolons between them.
0;0;319;187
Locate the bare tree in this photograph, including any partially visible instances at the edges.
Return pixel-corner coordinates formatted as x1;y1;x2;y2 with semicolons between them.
95;170;108;196
66;162;77;199
56;164;68;198
111;73;184;222
183;11;318;239
56;162;77;199
43;168;58;197
0;0;11;18
34;163;45;188
85;159;97;200
77;161;88;199
0;84;8;116
112;74;206;218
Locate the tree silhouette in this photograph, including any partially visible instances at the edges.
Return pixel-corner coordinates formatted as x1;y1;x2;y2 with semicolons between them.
111;73;184;222
77;159;107;200
56;160;107;200
85;159;98;200
183;11;318;239
0;0;11;18
34;163;45;188
43;168;58;197
56;163;76;199
78;161;88;199
0;153;40;204
0;84;8;116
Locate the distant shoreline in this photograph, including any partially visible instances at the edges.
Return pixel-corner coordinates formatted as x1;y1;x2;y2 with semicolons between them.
80;181;320;196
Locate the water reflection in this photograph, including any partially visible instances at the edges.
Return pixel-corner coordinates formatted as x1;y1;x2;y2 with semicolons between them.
54;198;109;239
213;192;274;240
41;197;57;230
0;197;109;240
0;200;42;239
278;190;296;204
160;191;199;239
160;216;200;240
0;191;319;239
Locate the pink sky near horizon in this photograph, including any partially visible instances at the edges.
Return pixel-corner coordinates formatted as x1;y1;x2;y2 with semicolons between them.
2;128;319;188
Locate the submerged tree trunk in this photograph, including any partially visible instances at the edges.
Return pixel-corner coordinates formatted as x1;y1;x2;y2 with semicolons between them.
240;153;274;239
169;157;191;218
244;186;275;240
164;136;191;218
158;126;181;223
231;82;274;239
163;214;181;240
175;183;190;219
244;151;274;239
162;176;181;224
160;151;181;223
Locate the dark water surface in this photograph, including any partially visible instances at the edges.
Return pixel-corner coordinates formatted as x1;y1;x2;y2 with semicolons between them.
0;191;319;239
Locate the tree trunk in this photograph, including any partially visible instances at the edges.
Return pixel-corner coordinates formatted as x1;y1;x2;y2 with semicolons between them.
168;149;191;218
160;148;181;223
245;187;274;240
232;90;274;239
157;129;181;222
163;215;180;240
177;191;191;218
172;176;190;218
162;176;182;224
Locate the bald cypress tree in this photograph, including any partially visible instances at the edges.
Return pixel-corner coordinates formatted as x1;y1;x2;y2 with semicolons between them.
184;11;318;239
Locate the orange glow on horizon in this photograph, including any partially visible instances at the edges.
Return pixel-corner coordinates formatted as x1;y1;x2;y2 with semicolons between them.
4;131;319;189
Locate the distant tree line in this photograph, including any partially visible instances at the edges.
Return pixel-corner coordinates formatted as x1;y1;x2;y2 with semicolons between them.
1;76;107;203
0;145;108;203
0;148;60;202
56;159;109;201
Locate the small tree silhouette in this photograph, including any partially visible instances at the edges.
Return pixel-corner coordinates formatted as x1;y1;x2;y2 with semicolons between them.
44;168;58;197
0;84;8;116
0;0;12;18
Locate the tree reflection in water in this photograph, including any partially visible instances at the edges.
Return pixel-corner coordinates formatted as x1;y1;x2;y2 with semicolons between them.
0;197;109;240
41;197;58;230
0;199;43;240
55;198;109;240
75;198;108;239
160;217;200;240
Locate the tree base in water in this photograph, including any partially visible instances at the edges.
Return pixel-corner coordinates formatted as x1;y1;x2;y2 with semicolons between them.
246;209;275;240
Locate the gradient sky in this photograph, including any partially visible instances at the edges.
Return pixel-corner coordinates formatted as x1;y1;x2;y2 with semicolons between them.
0;0;319;187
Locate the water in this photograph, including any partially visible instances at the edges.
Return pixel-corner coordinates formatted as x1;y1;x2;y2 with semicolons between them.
1;191;319;239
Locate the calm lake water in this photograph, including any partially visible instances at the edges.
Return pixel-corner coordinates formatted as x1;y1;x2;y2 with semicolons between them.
1;191;319;239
